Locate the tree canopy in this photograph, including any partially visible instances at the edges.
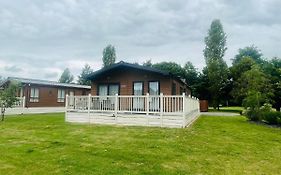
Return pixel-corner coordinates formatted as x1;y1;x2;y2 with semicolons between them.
232;45;263;65
102;44;116;67
0;81;19;121
152;62;186;79
77;64;93;86
59;68;74;83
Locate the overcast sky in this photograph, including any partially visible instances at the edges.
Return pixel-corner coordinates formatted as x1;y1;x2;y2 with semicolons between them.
0;0;280;81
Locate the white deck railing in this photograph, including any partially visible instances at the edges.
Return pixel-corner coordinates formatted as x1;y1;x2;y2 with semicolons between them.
66;93;199;116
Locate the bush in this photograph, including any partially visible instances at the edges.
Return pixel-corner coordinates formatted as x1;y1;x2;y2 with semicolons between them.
243;107;262;121
262;111;281;125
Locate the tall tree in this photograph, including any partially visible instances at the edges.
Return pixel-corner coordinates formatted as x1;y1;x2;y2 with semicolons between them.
102;44;116;67
203;19;228;109
59;68;74;83
77;64;93;86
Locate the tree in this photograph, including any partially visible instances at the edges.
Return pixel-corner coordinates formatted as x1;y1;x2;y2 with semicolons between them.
203;19;228;109
102;44;116;67
195;67;210;100
77;64;93;86
230;56;256;104
240;65;273;120
232;45;263;65
0;76;3;84
152;62;186;79
184;61;199;96
143;60;152;67
263;57;281;111
59;68;74;83
0;81;19;121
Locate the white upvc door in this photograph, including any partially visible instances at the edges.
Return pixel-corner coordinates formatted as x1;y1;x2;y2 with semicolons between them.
133;82;144;110
69;91;74;107
149;81;160;111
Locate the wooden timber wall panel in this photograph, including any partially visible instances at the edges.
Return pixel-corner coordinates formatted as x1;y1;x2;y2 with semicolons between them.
23;84;90;107
91;68;191;96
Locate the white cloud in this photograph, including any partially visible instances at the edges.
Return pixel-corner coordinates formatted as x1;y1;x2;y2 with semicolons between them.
0;0;280;81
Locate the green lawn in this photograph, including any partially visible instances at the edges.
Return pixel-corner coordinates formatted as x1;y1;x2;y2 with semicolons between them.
208;106;244;113
0;113;281;175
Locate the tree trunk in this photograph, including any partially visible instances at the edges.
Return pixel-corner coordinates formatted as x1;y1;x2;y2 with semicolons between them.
276;106;280;112
1;107;5;121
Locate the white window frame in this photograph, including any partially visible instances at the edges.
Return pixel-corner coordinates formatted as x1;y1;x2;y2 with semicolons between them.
30;88;39;102
57;89;65;102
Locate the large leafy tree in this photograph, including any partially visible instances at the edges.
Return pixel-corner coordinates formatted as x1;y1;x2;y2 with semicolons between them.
152;62;186;79
263;57;281;111
232;45;263;65
59;68;74;83
77;64;93;86
195;67;210;100
203;19;228;109
184;61;199;96
102;44;116;67
230;56;256;104
0;81;19;121
239;65;273;118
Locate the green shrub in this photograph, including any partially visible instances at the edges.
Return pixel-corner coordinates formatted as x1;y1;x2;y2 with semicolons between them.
262;111;281;125
244;107;262;121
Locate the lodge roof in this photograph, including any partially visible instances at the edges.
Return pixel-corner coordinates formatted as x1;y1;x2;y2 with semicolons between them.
1;77;91;89
87;61;188;86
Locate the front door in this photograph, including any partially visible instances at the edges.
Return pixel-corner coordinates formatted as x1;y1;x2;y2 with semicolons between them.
149;81;160;111
133;82;144;110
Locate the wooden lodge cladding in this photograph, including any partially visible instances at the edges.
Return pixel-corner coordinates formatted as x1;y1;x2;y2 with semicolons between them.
87;61;191;96
1;77;91;108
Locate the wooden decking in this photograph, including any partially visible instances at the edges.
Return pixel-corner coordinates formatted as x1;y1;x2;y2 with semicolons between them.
65;94;200;128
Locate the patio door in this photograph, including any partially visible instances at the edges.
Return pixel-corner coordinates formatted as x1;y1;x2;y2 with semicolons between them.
149;81;160;111
133;82;144;110
69;91;74;107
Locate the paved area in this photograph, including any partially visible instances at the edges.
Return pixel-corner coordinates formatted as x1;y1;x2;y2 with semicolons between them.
200;112;240;116
6;107;65;115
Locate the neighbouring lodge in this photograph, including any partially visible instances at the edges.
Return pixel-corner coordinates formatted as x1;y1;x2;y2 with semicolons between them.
87;61;191;96
0;77;91;108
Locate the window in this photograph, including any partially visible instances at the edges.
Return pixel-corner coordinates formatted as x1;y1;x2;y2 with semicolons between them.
109;84;119;95
149;81;159;95
30;88;39;102
98;85;108;96
133;82;143;95
57;89;65;102
98;84;119;95
172;83;176;95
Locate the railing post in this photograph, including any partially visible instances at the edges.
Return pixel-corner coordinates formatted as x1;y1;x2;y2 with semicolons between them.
160;93;163;127
88;94;91;123
114;94;118;122
182;93;186;128
65;94;68;121
146;93;149;125
22;96;26;114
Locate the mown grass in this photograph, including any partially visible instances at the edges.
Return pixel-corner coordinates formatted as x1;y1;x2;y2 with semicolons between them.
0;113;281;174
208;106;244;113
